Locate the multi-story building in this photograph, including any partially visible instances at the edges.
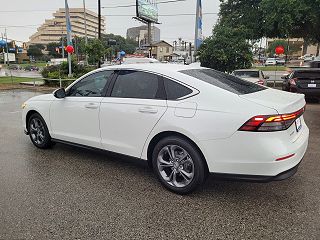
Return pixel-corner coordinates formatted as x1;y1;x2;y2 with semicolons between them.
126;25;160;47
29;8;105;45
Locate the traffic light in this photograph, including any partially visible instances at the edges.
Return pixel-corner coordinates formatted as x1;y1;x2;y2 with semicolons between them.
12;41;16;48
22;42;27;49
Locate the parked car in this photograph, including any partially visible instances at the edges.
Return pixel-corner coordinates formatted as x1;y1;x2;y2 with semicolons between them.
24;65;39;71
265;58;277;66
275;58;286;65
299;54;315;62
101;58;159;67
22;64;309;194
232;69;269;85
282;68;320;98
8;64;20;70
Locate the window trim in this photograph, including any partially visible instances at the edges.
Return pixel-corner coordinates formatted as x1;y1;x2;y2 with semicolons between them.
104;68;199;101
162;75;199;101
65;70;115;97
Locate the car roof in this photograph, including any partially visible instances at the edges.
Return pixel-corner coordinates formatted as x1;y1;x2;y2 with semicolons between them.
294;68;320;72
99;63;205;74
234;69;260;72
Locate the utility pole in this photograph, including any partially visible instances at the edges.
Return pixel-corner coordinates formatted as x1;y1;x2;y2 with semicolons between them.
83;0;88;65
98;0;101;67
1;33;5;65
5;29;9;66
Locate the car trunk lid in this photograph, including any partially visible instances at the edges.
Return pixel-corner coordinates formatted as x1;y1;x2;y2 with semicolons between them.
239;88;305;114
295;71;320;89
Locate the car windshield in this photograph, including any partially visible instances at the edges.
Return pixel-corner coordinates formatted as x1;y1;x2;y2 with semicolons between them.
180;69;266;95
295;71;320;79
234;71;259;78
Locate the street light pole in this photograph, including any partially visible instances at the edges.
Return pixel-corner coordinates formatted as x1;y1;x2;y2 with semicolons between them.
98;0;101;67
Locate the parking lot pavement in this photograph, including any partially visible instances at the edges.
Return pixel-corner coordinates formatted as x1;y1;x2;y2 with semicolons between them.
1;90;320;240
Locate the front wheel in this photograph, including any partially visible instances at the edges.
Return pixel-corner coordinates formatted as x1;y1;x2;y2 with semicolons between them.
152;136;207;194
28;113;52;149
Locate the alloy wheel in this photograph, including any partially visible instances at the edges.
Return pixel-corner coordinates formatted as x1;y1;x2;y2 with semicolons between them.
157;145;195;188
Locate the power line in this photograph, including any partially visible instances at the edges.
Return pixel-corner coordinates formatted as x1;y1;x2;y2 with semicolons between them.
104;13;218;17
102;0;187;9
0;0;187;13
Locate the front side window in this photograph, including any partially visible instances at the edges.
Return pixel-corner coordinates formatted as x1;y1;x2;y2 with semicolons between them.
111;70;162;99
68;71;113;97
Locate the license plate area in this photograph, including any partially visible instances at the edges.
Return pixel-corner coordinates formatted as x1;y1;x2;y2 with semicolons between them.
295;117;302;132
308;83;317;88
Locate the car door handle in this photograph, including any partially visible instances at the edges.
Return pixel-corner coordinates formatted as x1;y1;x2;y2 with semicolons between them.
138;107;158;114
85;103;99;109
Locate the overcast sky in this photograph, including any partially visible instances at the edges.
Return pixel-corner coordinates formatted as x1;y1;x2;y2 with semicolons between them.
0;0;220;46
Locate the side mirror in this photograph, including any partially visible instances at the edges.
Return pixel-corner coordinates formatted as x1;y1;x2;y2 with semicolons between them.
265;76;270;79
53;88;66;99
281;75;288;80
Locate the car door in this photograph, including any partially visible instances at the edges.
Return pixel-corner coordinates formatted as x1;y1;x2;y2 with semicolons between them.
100;70;167;158
50;70;113;148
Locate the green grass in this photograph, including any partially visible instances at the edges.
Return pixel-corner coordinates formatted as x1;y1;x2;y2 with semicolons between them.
255;66;287;71
18;62;47;68
0;76;38;84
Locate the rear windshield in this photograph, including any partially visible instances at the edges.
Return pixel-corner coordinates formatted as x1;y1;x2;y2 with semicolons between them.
294;71;320;79
234;71;259;78
180;69;266;95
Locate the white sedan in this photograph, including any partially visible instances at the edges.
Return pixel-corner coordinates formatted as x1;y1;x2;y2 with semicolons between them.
22;64;309;194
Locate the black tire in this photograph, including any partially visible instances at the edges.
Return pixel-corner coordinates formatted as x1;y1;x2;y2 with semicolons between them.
152;136;207;194
28;113;52;149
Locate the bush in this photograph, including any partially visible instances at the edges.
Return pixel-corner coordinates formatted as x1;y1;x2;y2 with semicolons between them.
44;79;75;88
41;61;96;79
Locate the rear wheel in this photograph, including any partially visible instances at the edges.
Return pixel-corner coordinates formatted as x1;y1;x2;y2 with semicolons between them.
152;136;207;194
28;113;52;149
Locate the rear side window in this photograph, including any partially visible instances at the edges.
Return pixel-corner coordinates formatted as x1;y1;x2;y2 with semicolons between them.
180;69;266;94
111;70;163;99
294;71;320;79
164;78;193;100
234;71;259;78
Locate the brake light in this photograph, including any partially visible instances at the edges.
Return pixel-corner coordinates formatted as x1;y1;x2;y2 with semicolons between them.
239;106;305;132
257;80;264;85
290;78;297;85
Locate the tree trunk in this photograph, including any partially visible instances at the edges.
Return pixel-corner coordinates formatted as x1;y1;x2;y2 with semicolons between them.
303;40;308;55
316;42;320;57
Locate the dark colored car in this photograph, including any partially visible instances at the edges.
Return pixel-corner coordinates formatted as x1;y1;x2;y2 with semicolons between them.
282;69;320;98
24;65;39;71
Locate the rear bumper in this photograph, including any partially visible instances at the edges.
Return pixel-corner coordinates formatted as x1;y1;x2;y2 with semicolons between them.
200;117;309;177
211;162;300;183
292;87;320;97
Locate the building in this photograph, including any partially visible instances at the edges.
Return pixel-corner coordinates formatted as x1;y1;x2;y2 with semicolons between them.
126;25;160;47
151;40;173;61
29;8;106;45
267;38;319;58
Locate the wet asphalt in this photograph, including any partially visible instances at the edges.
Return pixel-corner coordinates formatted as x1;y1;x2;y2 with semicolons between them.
0;90;320;240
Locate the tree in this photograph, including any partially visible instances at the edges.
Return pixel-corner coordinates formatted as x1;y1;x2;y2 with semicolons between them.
102;33;138;55
27;44;45;60
85;38;110;65
219;0;264;41
198;24;253;73
47;42;62;58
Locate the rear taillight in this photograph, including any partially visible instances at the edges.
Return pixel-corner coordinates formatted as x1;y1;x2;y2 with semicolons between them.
257;79;264;85
239;106;305;132
290;78;297;85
